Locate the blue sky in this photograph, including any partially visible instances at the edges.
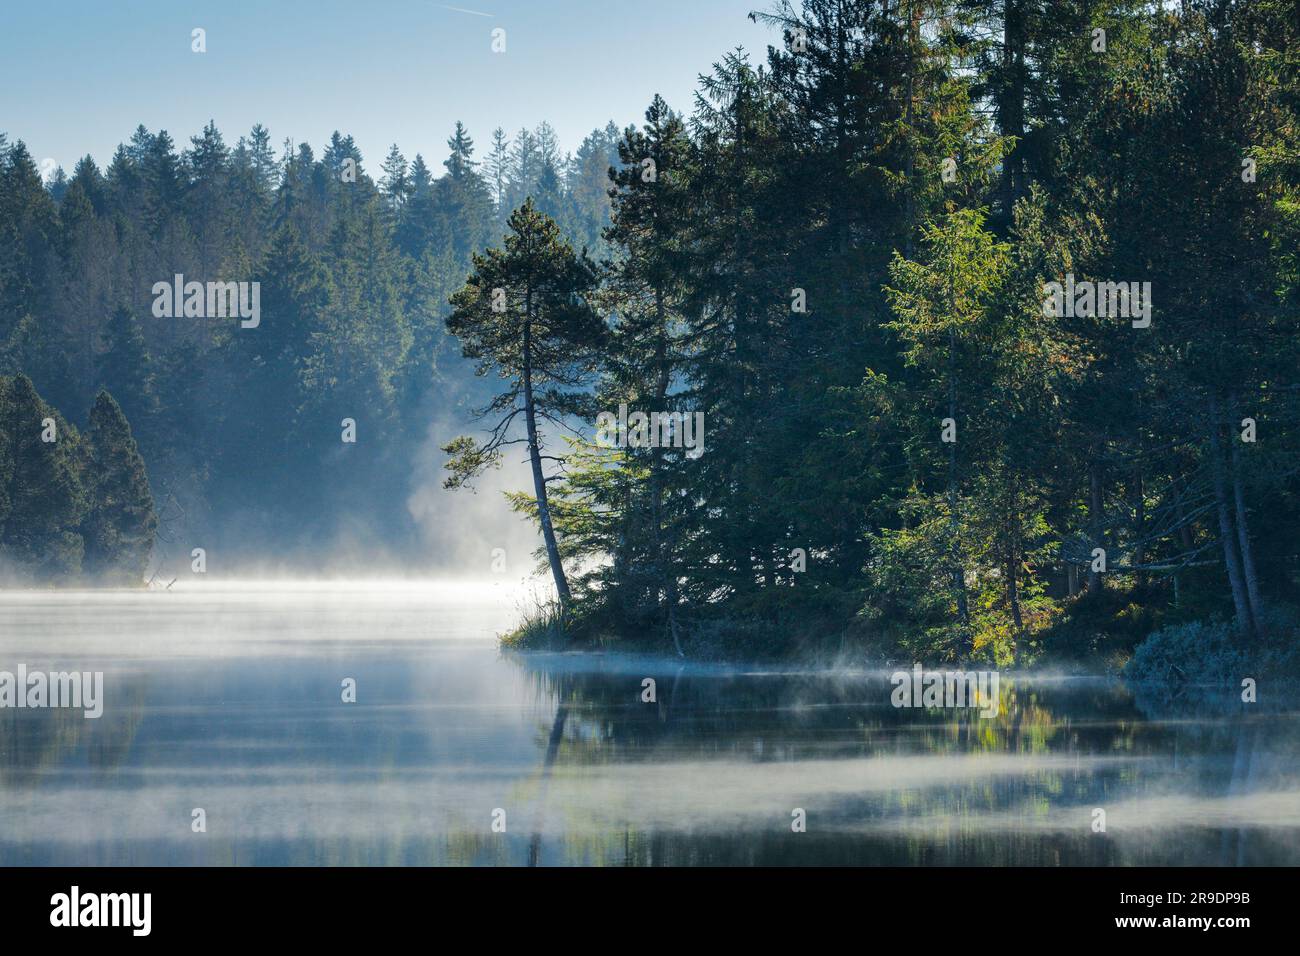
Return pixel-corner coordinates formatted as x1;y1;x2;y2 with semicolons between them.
1;0;773;176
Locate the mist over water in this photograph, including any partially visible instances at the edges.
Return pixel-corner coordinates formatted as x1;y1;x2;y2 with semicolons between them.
405;411;549;579
1;582;1298;866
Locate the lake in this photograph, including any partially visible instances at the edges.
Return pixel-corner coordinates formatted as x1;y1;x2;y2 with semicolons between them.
2;581;1298;866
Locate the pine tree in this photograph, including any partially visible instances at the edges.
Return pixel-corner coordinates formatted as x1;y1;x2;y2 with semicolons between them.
443;200;606;610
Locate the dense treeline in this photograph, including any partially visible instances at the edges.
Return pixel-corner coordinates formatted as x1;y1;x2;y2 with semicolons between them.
4;1;1297;667
0;116;622;575
444;0;1300;665
0;376;156;583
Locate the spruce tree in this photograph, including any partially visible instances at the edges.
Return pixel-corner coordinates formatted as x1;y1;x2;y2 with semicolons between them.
81;390;157;582
0;376;11;538
443;122;477;179
433;125;495;266
97;305;156;430
380;144;411;213
486;127;511;221
0;374;88;577
590;96;693;647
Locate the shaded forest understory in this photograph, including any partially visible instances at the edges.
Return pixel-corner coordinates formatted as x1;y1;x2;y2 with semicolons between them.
3;1;1299;675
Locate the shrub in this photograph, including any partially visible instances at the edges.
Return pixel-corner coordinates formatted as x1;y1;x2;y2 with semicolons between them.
1125;606;1300;685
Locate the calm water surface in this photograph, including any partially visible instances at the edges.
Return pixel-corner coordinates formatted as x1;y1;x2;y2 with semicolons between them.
2;582;1298;865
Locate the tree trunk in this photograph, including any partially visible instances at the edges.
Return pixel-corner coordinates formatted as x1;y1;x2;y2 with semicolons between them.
526;701;569;866
522;313;572;610
1007;554;1023;630
1171;474;1195;553
998;0;1026;223
1088;462;1104;593
1007;481;1023;629
947;323;970;644
1228;397;1264;632
1208;394;1253;636
902;0;919;259
1132;468;1145;588
650;288;682;656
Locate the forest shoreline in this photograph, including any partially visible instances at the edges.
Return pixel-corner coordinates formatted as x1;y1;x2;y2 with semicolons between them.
500;594;1300;687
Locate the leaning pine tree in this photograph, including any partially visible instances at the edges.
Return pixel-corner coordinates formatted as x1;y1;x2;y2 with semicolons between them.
442;199;606;610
